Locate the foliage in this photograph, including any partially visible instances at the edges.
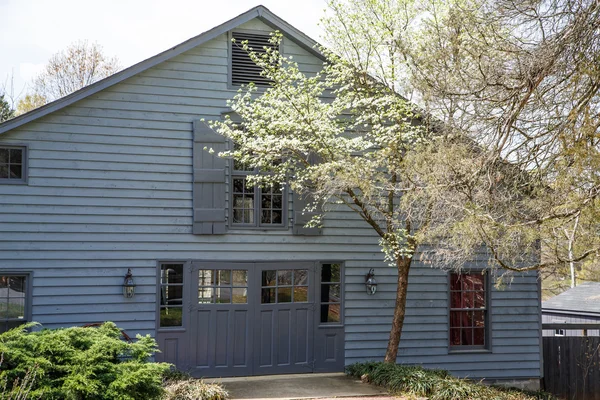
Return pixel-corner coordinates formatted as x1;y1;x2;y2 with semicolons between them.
0;322;171;400
0;357;39;400
0;93;14;123
162;378;228;400
15;94;47;116
322;0;600;277
346;362;555;400
30;40;120;104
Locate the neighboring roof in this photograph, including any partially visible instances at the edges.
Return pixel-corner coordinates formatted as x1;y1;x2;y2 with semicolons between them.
542;281;600;316
0;5;323;136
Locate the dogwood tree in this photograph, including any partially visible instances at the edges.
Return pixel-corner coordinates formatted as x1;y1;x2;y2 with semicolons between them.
212;0;600;362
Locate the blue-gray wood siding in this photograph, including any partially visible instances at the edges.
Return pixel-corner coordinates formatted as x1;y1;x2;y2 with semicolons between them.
0;18;541;380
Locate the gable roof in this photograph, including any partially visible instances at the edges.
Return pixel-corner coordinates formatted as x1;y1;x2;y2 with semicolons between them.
542;281;600;316
0;5;323;135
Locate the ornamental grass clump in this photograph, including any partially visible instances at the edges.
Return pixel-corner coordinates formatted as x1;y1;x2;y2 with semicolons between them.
346;362;554;400
162;378;228;400
0;322;171;400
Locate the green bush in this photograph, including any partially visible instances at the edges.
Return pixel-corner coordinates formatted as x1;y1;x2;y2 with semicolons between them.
346;362;554;400
0;322;171;400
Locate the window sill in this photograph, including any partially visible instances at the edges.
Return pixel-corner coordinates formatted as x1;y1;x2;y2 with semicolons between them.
228;226;290;233
448;348;492;354
157;327;186;333
0;180;28;185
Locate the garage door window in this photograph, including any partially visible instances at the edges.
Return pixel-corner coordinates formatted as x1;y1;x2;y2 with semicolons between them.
261;269;308;304
0;274;29;333
198;270;248;304
320;264;342;323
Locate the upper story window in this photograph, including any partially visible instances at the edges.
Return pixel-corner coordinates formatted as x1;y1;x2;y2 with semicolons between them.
449;271;488;349
231;31;275;87
0;274;30;333
231;158;285;228
0;146;26;183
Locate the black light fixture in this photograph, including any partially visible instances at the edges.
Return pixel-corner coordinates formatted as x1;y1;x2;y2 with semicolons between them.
365;268;377;295
123;268;136;298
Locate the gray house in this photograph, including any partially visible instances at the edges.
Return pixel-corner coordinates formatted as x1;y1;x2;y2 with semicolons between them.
542;282;600;337
0;5;541;386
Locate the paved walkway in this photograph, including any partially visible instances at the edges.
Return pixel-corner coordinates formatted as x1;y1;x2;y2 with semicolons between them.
209;372;396;400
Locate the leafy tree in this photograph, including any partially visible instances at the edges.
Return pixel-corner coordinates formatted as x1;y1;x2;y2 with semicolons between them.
213;0;600;363
30;40;120;104
15;93;47;115
0;93;14;122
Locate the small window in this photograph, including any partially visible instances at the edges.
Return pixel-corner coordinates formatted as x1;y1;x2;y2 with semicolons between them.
231;31;276;86
231;162;286;228
0;146;26;183
320;264;342;323
159;264;184;327
198;269;248;304
555;329;565;337
449;272;488;348
0;274;29;333
261;269;308;304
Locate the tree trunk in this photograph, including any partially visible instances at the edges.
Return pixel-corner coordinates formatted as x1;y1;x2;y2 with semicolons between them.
383;255;412;363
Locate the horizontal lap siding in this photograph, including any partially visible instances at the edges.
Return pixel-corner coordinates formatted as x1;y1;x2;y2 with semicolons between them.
345;261;541;379
0;18;540;380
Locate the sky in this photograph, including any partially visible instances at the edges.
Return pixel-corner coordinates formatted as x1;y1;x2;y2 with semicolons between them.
0;0;327;104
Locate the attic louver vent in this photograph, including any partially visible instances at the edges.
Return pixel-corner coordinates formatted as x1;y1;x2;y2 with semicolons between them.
231;32;275;86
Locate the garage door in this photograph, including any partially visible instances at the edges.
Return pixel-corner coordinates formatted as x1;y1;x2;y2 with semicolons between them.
156;261;344;377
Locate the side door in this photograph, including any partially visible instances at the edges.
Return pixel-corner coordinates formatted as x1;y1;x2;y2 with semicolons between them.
314;262;345;372
188;262;254;377
254;262;315;375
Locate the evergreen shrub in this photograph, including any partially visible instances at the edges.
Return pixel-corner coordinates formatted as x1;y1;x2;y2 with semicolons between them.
0;322;171;400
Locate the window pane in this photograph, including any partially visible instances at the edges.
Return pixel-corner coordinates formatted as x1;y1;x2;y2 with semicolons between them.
198;287;213;303
294;270;308;286
9;149;22;164
321;264;340;283
262;195;271;209
322;284;340;303
320;304;340;323
450;328;461;345
233;208;244;223
7;276;26;293
160;307;183;327
0;165;7;179
233;178;245;193
161;285;183;306
199;270;213;286
261;288;276;304
232;288;247;304
262;270;276;286
232;270;247;287
9;164;21;179
450;273;461;291
474;291;486;308
277;287;292;303
161;264;184;284
272;195;282;209
293;286;308;302
216;287;232;303
217;270;231;286
473;311;485;327
277;270;292;285
261;210;271;224
271;210;282;224
473;328;485;345
0;149;7;164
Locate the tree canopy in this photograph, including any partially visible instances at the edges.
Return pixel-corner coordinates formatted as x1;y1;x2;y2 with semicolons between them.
17;41;120;115
0;92;14;123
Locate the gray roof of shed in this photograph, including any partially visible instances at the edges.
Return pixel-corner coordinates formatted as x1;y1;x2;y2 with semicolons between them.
0;5;323;135
542;281;600;316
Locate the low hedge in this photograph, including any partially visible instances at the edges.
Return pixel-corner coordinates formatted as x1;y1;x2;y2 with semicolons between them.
346;362;554;400
0;322;171;400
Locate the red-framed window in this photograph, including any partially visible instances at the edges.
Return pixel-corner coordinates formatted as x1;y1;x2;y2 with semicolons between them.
449;272;488;348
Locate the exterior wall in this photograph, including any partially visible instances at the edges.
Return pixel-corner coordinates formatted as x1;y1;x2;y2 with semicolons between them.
0;17;541;380
542;312;600;337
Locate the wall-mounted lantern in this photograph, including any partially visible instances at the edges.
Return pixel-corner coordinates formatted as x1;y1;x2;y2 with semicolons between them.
123;268;136;298
365;268;377;295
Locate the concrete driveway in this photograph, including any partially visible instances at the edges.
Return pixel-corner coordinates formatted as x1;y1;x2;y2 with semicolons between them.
210;373;395;400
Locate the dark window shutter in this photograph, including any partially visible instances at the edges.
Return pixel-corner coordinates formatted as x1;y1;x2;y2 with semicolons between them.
293;153;323;236
192;120;227;235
